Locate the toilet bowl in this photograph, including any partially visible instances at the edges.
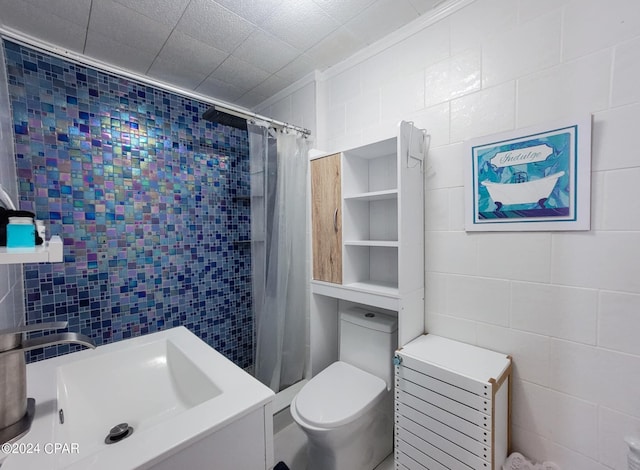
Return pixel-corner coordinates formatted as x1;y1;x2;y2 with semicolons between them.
291;308;397;470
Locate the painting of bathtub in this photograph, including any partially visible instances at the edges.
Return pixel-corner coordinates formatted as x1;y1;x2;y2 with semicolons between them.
465;116;592;231
481;171;565;209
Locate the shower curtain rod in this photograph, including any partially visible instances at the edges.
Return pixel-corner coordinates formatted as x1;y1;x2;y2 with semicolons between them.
209;105;311;137
0;27;312;138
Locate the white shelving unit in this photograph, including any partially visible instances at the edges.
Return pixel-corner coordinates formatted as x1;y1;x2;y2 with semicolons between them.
341;137;399;295
309;121;428;375
0;235;63;264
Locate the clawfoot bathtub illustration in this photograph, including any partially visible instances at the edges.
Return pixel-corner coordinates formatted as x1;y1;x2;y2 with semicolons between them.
481;171;565;210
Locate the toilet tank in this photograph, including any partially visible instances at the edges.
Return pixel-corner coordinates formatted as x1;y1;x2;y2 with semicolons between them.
339;307;398;388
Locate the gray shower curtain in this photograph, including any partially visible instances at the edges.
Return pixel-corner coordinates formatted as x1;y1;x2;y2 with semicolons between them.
248;123;308;393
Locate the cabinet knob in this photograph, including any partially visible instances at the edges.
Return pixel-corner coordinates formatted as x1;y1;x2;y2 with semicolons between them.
333;207;338;232
393;355;402;366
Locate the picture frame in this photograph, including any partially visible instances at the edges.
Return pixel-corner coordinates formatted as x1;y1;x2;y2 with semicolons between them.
464;116;592;231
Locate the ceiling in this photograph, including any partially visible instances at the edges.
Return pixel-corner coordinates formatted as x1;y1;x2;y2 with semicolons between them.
0;0;447;109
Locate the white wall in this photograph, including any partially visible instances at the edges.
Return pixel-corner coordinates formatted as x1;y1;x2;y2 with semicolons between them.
269;0;640;468
255;76;317;139
0;43;25;331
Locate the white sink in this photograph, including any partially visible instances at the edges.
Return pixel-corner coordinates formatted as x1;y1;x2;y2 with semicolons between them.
2;327;274;470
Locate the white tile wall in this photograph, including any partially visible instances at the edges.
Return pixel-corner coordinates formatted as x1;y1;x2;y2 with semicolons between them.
517;0;568;23
424;188;449;231
273;0;640;467
551;232;640;292
510;282;598;345
476;324;550;385
592;104;640;172
517;50;611;128
603;168;640;230
612;36;640;107
446;274;510;326
562;0;640;61
476;232;551;283
424;47;481;107
425;231;477;275
598;291;640;356
345;88;380;133
482;12;561;88
380;69;425;125
450;81;516;142
449;0;517;55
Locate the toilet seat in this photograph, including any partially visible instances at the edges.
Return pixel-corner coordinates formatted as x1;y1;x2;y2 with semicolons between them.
293;361;387;429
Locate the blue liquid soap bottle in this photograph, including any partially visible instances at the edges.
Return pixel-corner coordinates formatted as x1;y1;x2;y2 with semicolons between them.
6;216;35;248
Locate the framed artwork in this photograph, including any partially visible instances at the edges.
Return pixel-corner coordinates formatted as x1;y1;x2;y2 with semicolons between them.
465;117;592;231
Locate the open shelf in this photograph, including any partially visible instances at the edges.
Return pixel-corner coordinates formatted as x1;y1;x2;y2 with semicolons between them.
311;279;400;310
344;240;398;247
343;244;398;291
342;280;398;296
0;236;63;264
343;197;397;243
343;189;398;202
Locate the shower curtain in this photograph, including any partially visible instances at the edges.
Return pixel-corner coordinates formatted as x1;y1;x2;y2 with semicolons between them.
248;123;309;393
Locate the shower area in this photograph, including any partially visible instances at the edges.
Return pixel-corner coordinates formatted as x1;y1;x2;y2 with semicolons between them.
3;39;309;394
198;108;310;394
200;106;310;394
247;123;309;393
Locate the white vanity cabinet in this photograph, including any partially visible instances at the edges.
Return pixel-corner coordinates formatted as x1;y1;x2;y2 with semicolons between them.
309;122;428;374
151;404;273;470
394;334;511;470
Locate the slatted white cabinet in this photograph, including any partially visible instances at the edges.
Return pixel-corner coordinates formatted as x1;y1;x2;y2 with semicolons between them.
394;334;511;470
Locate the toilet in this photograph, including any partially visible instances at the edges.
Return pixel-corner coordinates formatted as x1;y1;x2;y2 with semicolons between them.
290;307;398;470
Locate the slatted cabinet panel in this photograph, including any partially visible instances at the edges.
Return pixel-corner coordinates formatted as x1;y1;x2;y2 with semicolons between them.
394;335;511;470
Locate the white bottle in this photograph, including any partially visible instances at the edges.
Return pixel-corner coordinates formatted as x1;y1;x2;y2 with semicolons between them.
35;220;46;241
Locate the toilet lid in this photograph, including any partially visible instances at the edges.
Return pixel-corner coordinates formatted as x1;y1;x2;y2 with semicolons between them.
293;361;386;429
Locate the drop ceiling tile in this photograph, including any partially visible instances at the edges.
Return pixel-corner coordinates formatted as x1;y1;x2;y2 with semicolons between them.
311;0;378;23
156;30;229;76
233;29;300;74
274;53;316;82
248;74;290;99
235;89;273;109
111;0;191;27
345;0;420;45
196;75;245;103
305;26;366;69
210;56;271;92
147;57;210;90
88;0;173;56
84;31;157;75
23;0;91;27
0;0;446;109
176;0;256;53
212;0;284;26
0;0;87;53
260;0;341;52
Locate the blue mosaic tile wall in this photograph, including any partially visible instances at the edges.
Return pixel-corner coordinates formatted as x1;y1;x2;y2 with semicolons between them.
2;40;253;367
